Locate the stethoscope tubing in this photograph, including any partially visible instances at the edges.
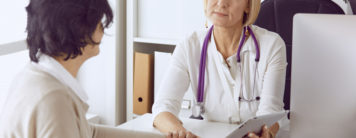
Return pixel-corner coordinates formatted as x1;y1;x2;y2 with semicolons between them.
197;25;260;104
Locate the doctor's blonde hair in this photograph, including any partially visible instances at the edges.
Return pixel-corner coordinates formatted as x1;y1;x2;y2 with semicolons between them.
203;0;261;26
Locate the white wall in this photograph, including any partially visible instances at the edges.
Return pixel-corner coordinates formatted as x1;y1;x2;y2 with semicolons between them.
0;1;29;112
0;1;28;45
137;0;206;40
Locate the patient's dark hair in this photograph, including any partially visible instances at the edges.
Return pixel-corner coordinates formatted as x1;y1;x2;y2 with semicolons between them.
26;0;113;62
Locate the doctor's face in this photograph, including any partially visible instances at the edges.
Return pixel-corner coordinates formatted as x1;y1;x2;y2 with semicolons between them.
206;0;249;28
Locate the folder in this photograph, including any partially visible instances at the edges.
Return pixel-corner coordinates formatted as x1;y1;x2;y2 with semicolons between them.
133;52;154;115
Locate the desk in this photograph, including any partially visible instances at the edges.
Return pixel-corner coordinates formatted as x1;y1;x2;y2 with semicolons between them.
117;114;289;138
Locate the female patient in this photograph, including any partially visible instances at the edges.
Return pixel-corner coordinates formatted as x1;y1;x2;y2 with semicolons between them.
0;0;161;137
152;0;287;137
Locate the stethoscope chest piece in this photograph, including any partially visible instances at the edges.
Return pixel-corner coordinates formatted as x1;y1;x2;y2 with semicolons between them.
189;103;204;120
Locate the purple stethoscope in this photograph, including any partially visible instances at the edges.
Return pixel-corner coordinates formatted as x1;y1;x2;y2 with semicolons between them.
190;25;261;120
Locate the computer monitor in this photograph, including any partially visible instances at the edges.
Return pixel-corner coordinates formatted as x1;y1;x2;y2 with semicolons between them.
290;14;356;138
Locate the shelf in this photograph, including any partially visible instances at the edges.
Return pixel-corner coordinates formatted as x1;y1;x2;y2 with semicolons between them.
127;0;204;121
133;37;180;46
0;40;27;56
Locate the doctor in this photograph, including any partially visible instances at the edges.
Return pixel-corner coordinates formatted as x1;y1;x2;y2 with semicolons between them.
152;0;287;137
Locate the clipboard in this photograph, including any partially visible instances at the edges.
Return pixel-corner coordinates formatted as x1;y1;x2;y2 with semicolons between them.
226;111;289;138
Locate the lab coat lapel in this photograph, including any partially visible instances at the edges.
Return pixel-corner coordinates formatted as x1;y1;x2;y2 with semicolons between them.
210;32;235;100
210;33;242;123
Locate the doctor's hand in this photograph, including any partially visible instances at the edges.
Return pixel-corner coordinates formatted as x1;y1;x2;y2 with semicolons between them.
166;130;198;138
247;123;279;138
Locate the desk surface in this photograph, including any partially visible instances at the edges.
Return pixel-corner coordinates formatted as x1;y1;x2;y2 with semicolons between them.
117;114;289;138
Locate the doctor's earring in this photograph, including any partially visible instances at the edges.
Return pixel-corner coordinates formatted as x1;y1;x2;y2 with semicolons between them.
205;20;208;28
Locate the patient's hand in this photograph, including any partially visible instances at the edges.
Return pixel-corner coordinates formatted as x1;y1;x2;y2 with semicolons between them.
166;130;198;138
247;123;279;138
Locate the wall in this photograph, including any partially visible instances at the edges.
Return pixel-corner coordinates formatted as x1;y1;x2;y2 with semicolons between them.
0;1;28;45
0;1;29;112
137;0;206;40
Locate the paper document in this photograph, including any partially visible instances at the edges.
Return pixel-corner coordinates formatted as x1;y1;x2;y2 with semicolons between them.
226;111;289;138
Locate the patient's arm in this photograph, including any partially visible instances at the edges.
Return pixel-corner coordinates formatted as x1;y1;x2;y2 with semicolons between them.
92;124;165;138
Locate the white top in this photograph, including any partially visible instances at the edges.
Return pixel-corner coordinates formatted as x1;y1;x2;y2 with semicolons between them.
152;25;287;124
0;56;164;138
31;54;89;102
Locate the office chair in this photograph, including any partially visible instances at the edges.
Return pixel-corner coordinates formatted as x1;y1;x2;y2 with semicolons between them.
349;0;356;13
254;0;345;110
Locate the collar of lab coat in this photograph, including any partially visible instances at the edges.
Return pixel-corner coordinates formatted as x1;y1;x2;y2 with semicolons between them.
210;25;257;63
31;53;88;102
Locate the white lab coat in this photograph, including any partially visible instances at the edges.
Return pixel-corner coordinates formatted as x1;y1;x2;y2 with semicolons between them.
152;25;287;125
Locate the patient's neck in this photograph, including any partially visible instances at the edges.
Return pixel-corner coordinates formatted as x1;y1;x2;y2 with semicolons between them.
54;55;86;78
